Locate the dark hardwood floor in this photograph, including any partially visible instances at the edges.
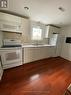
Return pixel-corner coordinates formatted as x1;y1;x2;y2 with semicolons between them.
0;57;71;95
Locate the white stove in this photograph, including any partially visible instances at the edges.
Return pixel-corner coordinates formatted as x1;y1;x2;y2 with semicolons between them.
1;39;22;69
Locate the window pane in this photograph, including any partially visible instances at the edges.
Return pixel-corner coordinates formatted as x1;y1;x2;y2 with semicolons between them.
32;28;42;40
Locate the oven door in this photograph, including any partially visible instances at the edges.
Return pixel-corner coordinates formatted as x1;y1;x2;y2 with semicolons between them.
1;48;22;69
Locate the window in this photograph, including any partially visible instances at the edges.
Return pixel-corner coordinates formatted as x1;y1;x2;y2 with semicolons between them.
0;0;7;8
31;27;42;40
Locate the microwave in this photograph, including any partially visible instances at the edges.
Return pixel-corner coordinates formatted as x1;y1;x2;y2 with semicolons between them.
66;37;71;43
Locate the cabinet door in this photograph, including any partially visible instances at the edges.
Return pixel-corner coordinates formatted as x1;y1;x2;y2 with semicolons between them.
45;26;59;38
45;26;49;38
0;12;22;33
22;48;24;63
50;26;59;34
24;48;35;64
0;12;21;23
45;26;53;38
0;21;22;33
48;26;53;38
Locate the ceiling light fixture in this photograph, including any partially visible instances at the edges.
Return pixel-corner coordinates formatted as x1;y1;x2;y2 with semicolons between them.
24;7;29;10
58;7;65;12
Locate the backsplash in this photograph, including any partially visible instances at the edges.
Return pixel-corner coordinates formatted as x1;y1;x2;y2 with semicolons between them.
0;31;57;47
3;32;31;44
3;32;22;40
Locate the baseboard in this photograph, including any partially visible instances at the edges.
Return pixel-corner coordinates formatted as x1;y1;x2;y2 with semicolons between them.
23;56;59;64
59;56;71;62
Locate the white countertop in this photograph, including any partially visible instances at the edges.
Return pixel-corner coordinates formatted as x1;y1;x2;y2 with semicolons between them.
22;44;55;48
0;44;55;50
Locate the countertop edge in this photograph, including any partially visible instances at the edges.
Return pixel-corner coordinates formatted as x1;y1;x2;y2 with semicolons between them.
0;44;56;50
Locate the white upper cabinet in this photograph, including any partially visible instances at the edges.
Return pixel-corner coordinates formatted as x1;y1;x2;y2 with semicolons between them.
45;25;59;38
0;12;23;33
0;12;21;23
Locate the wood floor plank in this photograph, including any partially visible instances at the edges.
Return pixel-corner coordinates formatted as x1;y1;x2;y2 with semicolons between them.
0;57;71;95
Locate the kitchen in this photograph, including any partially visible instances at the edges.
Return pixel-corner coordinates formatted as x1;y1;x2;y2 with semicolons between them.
0;11;60;70
0;0;71;95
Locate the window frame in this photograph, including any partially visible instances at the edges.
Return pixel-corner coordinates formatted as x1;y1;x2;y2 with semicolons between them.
31;27;43;41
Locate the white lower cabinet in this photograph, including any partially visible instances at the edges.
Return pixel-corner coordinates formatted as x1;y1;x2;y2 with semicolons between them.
23;46;56;64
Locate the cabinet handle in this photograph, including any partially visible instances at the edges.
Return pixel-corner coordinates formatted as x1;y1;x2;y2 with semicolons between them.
53;33;59;34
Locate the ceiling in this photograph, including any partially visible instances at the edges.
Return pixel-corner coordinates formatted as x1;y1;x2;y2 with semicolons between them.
0;0;71;27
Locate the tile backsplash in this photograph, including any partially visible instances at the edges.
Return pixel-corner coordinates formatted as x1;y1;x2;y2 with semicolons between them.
3;32;22;40
2;32;31;44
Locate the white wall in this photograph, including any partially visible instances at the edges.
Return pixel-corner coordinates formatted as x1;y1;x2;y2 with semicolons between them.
60;26;71;61
21;18;31;43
